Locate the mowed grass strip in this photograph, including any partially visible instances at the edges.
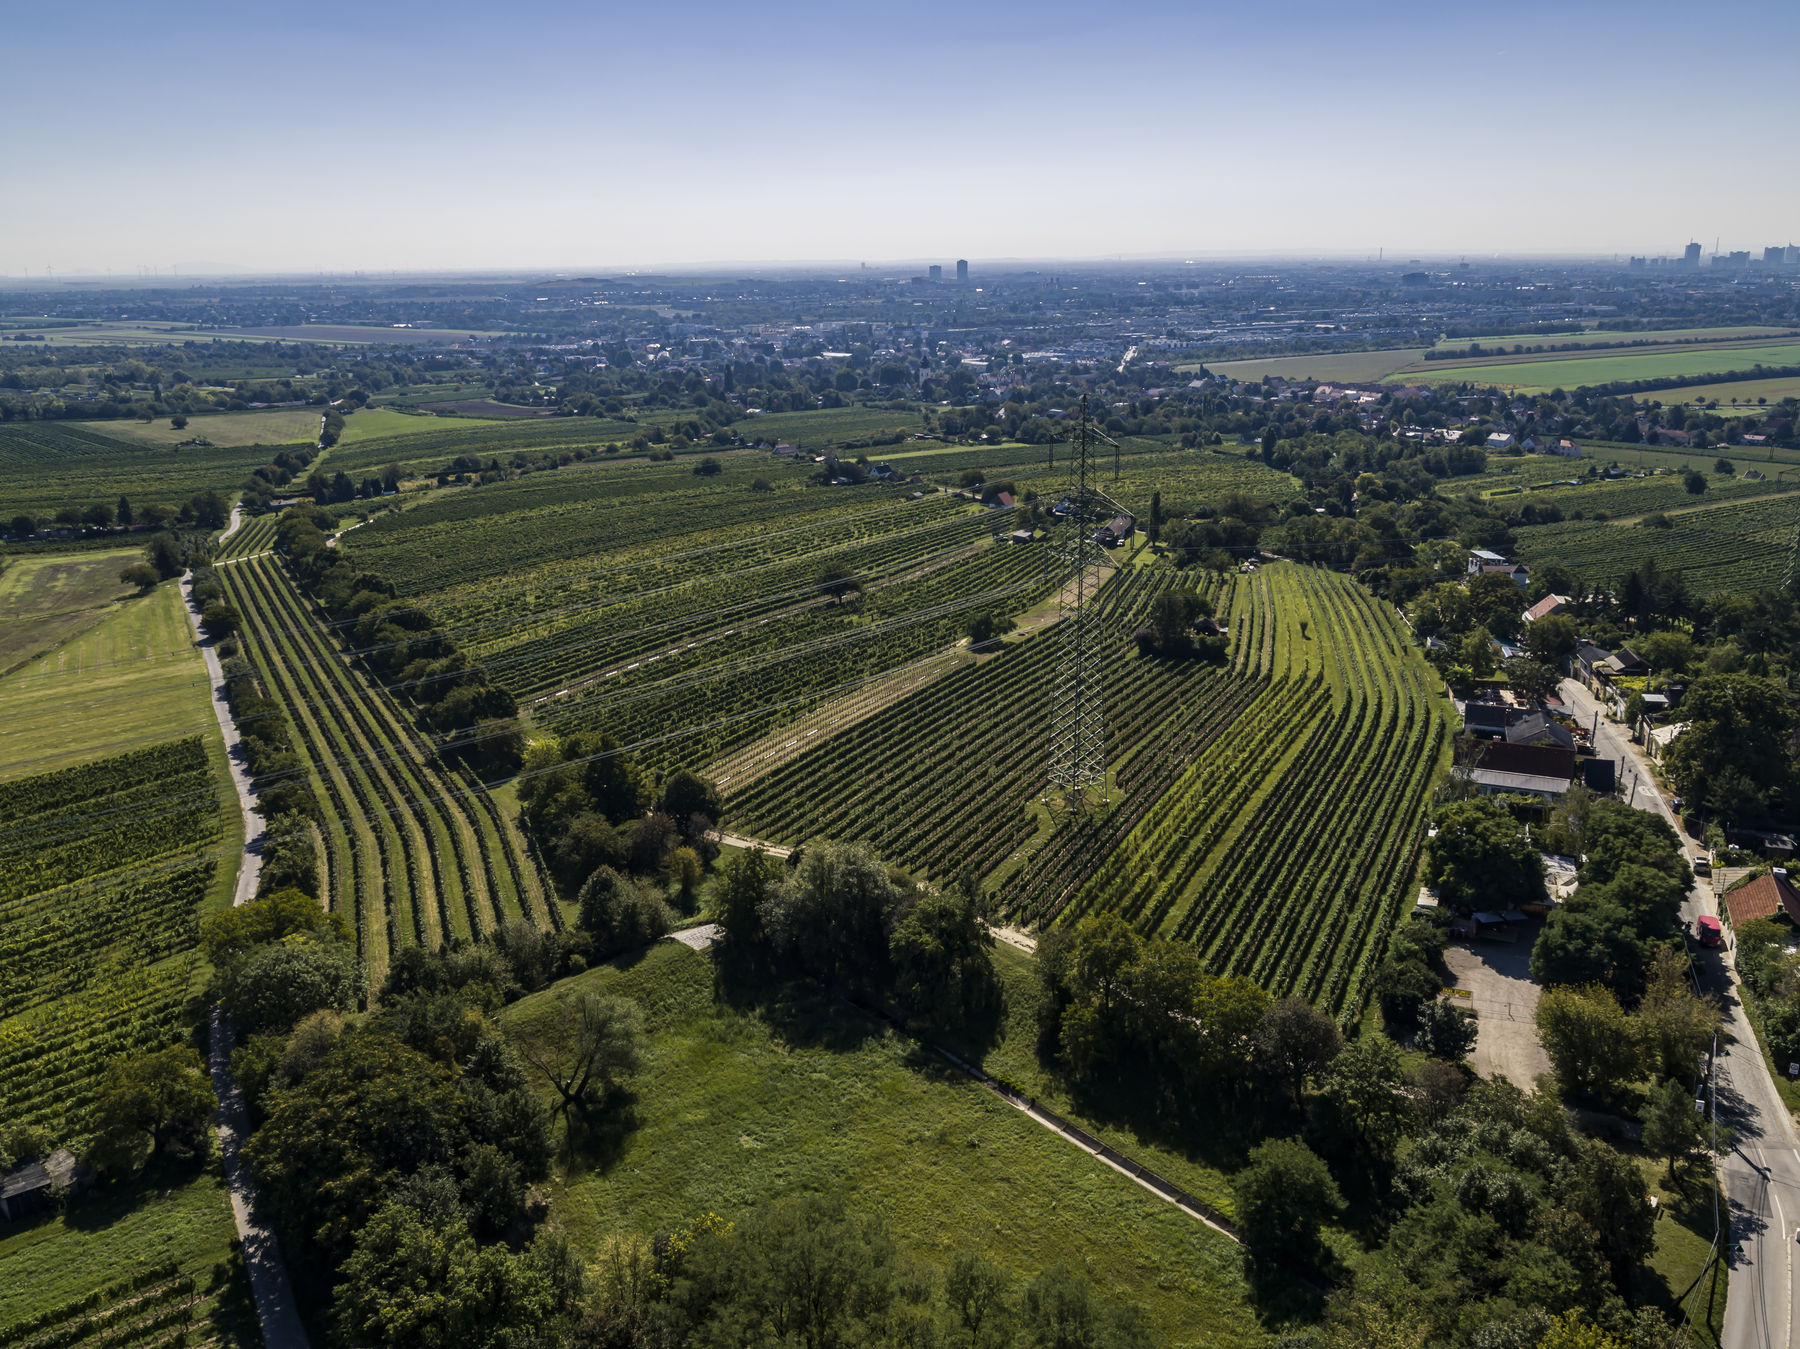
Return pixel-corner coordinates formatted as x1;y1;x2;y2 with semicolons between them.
0;547;140;674
505;944;1261;1348
0;582;215;780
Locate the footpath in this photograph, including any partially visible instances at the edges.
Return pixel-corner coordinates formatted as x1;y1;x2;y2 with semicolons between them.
181;507;310;1349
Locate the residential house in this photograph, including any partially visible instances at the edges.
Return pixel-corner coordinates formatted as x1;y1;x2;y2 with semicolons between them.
1482;562;1531;589
1487;432;1516;450
1645;720;1688;764
1575;644;1613;689
1523;594;1571;624
1722;871;1800;929
1505;712;1576;752
1460;741;1578;803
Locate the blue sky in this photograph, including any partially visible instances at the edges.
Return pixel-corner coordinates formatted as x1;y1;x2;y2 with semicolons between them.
5;0;1797;274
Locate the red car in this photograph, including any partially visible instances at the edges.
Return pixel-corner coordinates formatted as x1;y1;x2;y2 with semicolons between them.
1696;915;1723;948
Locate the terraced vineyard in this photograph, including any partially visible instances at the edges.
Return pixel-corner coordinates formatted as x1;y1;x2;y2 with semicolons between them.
1514;492;1798;594
218;554;554;989
0;1259;248;1349
731;563;1447;1019
0;738;227;1138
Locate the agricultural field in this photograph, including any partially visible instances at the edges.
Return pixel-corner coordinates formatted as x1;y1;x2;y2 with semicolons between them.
1429;324;1798;356
217;552;555;986
84;407;324;447
0;579;217;780
734;562;1448;1019
0;421;277;521
1181;347;1428;383
506;942;1260;1348
0;1172;255;1349
1393;340;1800;393
0;736;234;1141
319;413;647;480
1514;492;1798;594
0;547;139;675
1473;465;1796;518
1631;374;1800;406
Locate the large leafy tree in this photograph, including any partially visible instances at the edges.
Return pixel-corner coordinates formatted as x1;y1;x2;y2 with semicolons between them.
1233;1136;1343;1258
89;1046;217;1176
1425;799;1547;912
1664;673;1796;817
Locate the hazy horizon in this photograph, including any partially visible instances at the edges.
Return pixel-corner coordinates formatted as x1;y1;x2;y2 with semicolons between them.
7;0;1796;277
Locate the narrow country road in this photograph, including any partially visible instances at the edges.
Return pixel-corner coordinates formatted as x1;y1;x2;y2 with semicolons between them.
1561;677;1799;1349
183;505;311;1349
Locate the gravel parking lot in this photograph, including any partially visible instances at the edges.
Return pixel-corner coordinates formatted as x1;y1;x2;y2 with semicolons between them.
1442;925;1552;1085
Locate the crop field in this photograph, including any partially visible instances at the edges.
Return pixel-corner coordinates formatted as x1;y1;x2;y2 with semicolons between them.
84;408;323;447
506;943;1260;1348
218;553;555;986
1515;493;1797;594
1393;340;1800;393
0;422;279;521
319;414;647;479
0;581;216;779
734;563;1447;1018
0;1171;254;1348
0;737;233;1140
1476;467;1796;518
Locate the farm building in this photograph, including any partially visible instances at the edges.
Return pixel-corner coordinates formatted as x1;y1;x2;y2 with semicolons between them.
1467;548;1507;574
1722;871;1800;929
1482;562;1530;589
0;1148;86;1221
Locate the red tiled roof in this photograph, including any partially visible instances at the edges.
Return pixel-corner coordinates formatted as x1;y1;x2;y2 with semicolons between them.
1724;873;1800;928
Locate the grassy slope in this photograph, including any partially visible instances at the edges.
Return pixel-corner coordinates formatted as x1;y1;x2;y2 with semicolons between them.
0;580;216;779
0;547;139;674
506;943;1262;1348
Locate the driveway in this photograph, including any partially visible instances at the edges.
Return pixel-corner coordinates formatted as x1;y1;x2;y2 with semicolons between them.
1443;926;1551;1086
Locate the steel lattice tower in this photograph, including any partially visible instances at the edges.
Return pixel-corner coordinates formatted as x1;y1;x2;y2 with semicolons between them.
1047;397;1117;798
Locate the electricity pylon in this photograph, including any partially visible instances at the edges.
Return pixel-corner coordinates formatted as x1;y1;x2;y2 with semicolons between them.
1047;396;1126;801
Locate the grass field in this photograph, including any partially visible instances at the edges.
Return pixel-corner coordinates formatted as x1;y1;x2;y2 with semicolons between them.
1430;325;1797;355
504;942;1262;1348
0;1164;254;1346
83;408;323;447
0;580;216;780
1631;374;1800;406
1180;348;1427;383
0;547;139;675
1393;341;1800;393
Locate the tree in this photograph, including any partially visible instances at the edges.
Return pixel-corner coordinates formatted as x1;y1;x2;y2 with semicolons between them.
551;812;626;890
818;561;863;604
1504;657;1559;706
967;612;1017;648
1559;1138;1656;1287
889;888;994;1028
88;1046;217;1175
199;600;239;638
334;1201;584;1349
1312;1032;1409;1155
760;839;904;987
1424;799;1547;912
1256;997;1343;1110
1642;1077;1704;1180
170;414;188;430
1147;490;1163;544
658;769;722;833
1018;1264;1152;1349
1525;612;1580;665
220;940;358;1037
1535;984;1639;1099
694;456;722;476
1460;625;1498;677
1684;469;1707;495
1636;629;1695;674
9;514;34;538
509;991;644;1115
147;532;184;578
120;560;161;592
750;476;774;492
720;847;772;944
189;489;229;529
1414;998;1477;1060
668;845;703;906
1637;947;1720;1080
1665;673;1796;816
1233;1137;1343;1258
576;866;671;957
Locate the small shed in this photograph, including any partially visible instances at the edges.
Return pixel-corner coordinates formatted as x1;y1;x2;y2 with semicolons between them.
0;1149;86;1221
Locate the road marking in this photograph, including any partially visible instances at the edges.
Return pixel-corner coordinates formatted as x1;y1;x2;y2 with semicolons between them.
1783;1184;1793;1349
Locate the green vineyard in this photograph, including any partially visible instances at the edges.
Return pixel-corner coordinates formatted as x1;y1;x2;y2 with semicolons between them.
0;738;226;1138
218;554;554;991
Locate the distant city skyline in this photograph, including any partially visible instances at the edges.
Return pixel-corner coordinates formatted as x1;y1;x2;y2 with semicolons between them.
4;0;1796;276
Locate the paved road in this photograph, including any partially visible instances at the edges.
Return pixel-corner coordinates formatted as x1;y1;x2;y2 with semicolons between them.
1561;677;1800;1349
182;509;311;1349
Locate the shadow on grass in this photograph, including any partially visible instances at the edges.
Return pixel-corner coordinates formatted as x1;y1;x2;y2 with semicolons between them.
557;1089;641;1176
58;1152;212;1236
709;946;886;1055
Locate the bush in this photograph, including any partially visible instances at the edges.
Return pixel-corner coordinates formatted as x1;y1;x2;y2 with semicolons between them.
577;866;673;958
